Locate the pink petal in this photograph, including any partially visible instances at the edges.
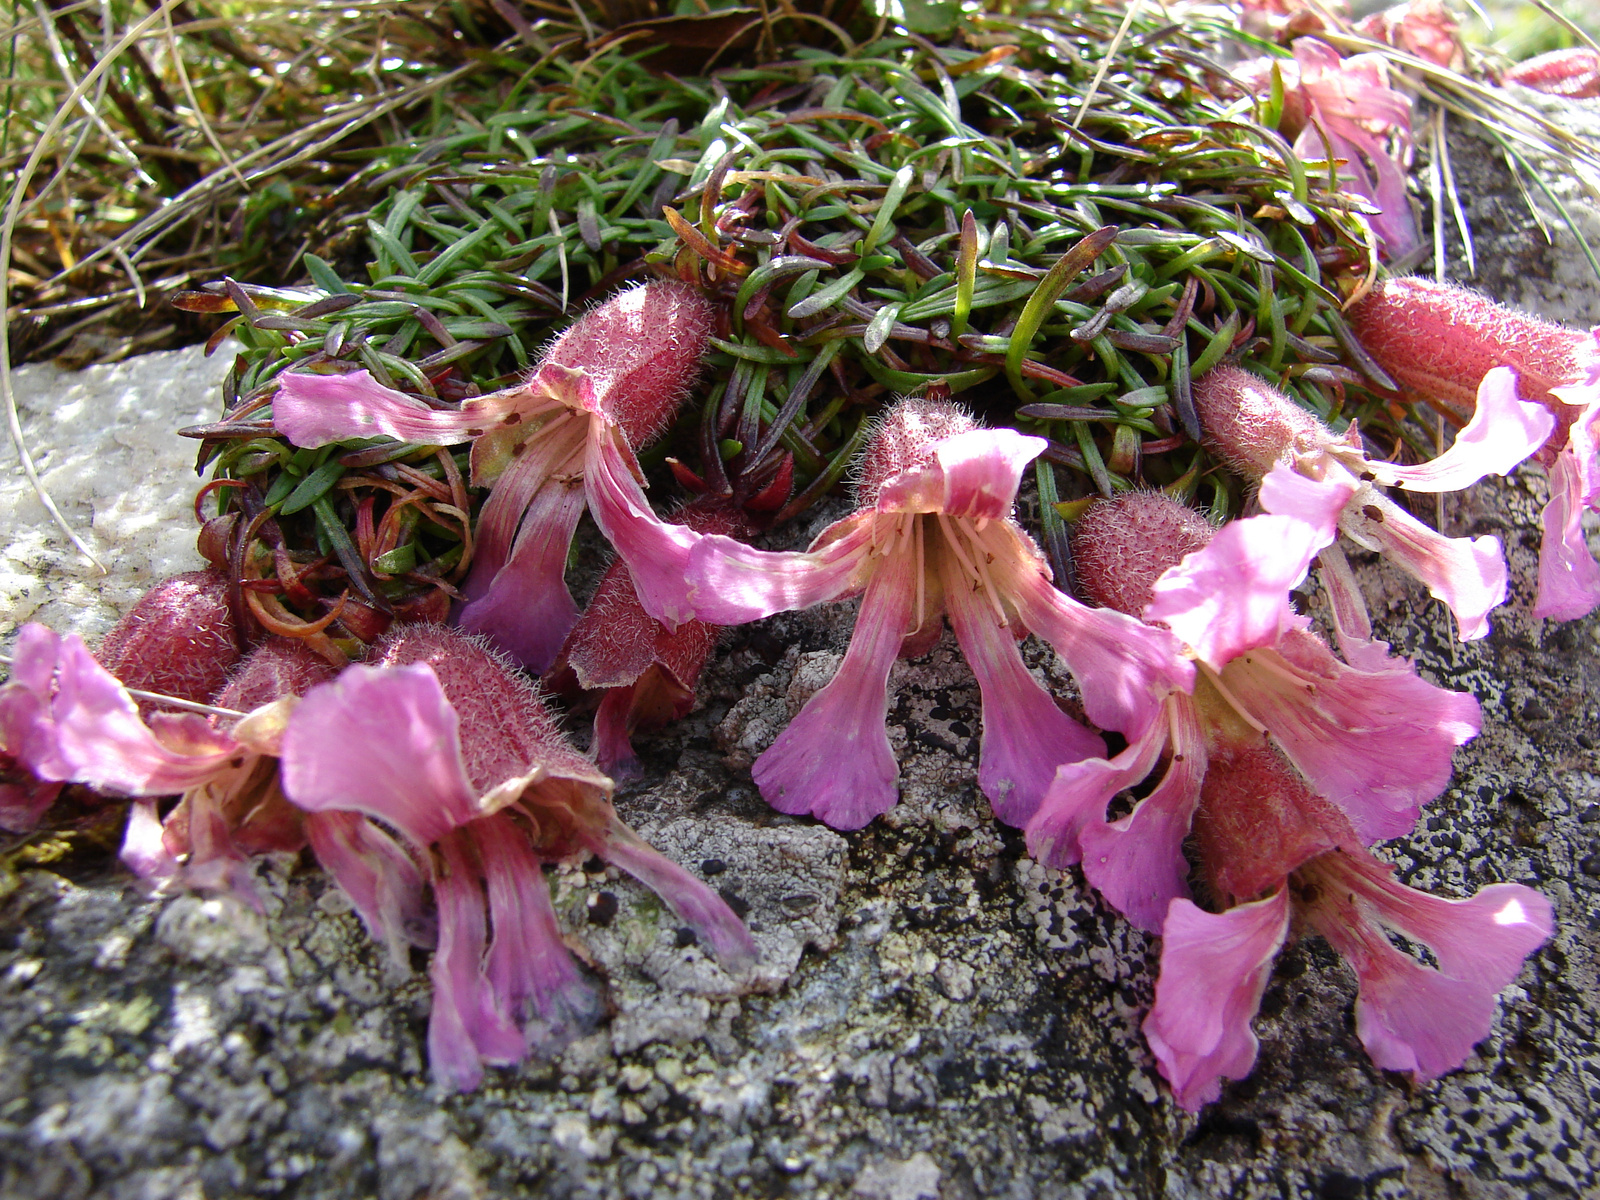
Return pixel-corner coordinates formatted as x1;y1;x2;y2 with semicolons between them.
1221;633;1479;842
39;630;240;795
428;835;526;1092
0;778;63;834
458;472;588;670
1367;368;1556;493
1534;444;1600;621
875;428;1045;520
1342;491;1505;640
460;412;587;603
1306;852;1551;1080
1143;891;1290;1111
474;816;599;1039
1002;542;1194;737
120;797;180;886
683;515;877;626
304;810;431;969
1258;463;1358;543
1025;710;1170;869
1144;513;1325;669
273;369;547;449
751;543;915;829
591;687;642;780
1079;698;1208;933
942;536;1103;827
601;818;759;970
584;423;705;629
281;664;482;847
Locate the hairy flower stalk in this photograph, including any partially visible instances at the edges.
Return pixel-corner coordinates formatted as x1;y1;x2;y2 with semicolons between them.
1034;493;1546;1108
1192;362;1555;638
1347;276;1600;620
610;397;1194;830
553;496;754;779
279;625;756;1091
271;280;715;670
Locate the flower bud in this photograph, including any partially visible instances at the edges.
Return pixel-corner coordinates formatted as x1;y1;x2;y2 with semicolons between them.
1072;493;1216;618
1192;365;1325;479
1504;47;1600;99
1346;276;1598;417
96;570;240;714
545;279;716;448
855;396;976;506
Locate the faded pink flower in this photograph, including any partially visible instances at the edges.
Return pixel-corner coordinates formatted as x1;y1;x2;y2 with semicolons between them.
279;625;755;1091
608;397;1194;831
552;496;754;779
1348;276;1600;620
1027;492;1480;932
271;280;715;670
1237;40;1419;257
1146;740;1551;1109
1193;363;1555;639
1355;0;1463;70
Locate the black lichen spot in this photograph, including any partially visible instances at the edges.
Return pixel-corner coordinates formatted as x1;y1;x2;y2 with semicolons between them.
587;891;618;926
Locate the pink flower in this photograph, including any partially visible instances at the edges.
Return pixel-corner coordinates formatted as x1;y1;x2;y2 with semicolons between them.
611;397;1194;831
1193;363;1555;639
279;625;755;1091
552;497;753;779
1239;40;1418;257
271;280;714;670
1347;276;1600;620
1146;739;1551;1109
1027;492;1480;931
0;622;325;903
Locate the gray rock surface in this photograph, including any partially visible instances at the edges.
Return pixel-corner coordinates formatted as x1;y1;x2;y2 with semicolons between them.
2;91;1599;1200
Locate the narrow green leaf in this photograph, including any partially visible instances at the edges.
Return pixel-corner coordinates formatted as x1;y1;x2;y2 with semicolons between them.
863;164;915;255
952;210;978;339
1005;226;1118;401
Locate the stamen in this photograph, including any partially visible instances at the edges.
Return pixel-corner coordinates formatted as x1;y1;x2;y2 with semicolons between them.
1198;662;1270;734
908;515;927;637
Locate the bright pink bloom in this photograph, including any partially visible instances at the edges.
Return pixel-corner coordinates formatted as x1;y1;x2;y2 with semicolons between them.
1348;276;1600;620
1145;740;1551;1109
1193;363;1555;639
1504;47;1600;99
279;625;755;1091
1027;492;1479;933
612;398;1194;831
554;497;752;779
271;280;714;670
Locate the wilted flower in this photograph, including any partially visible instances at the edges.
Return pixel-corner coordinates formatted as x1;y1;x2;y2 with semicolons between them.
1192;362;1554;638
1348;275;1600;621
607;396;1194;831
271;280;715;670
1027;490;1479;931
552;496;754;779
279;625;755;1091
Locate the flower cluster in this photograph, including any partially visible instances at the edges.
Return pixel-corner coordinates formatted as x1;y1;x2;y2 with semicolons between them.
1037;491;1550;1108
